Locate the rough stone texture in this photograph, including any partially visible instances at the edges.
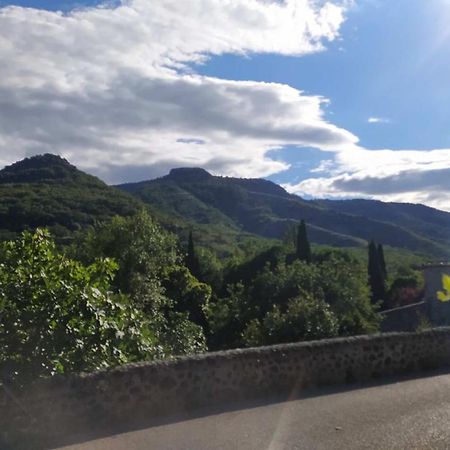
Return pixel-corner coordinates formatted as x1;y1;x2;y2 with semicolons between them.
3;328;450;448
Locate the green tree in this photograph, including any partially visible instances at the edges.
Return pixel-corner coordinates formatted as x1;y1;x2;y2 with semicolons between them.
242;294;339;347
73;211;208;355
194;247;223;292
377;243;387;280
296;220;311;263
208;249;379;350
186;231;200;278
317;254;380;335
75;209;177;305
0;229;156;384
387;267;424;308
163;265;211;330
206;283;249;350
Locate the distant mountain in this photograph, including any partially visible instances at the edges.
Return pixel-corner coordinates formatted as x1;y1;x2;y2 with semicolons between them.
317;199;450;246
0;154;142;240
0;155;448;259
118;167;450;258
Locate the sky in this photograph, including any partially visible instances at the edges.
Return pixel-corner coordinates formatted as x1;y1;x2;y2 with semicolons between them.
0;1;450;210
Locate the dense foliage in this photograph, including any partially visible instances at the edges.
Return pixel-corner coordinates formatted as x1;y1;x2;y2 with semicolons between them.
0;208;429;385
207;247;380;350
0;212;211;384
0;155;436;385
72;210;209;356
0;154;141;241
0;230;155;384
385;266;424;309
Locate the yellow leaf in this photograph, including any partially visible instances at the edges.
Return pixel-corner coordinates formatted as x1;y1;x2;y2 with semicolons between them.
443;274;450;293
437;274;450;302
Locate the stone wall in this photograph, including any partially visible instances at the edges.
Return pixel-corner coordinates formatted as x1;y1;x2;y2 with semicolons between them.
3;328;450;448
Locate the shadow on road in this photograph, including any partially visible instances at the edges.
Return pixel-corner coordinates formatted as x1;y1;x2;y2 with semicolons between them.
35;367;450;450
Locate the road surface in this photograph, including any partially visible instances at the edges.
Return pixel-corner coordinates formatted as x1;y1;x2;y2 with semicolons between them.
59;372;450;450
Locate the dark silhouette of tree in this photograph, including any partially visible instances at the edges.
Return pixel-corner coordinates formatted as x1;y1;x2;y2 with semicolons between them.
377;243;387;281
296;220;311;264
186;231;200;278
368;240;386;307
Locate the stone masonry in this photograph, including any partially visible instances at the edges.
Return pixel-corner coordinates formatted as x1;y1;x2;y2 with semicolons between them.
2;328;450;448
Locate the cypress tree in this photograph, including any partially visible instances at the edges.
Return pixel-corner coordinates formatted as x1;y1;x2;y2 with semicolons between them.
296;220;312;263
368;240;386;306
186;231;200;278
377;243;387;281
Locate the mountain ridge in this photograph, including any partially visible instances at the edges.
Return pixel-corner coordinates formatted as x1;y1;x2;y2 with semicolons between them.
0;155;448;258
117;166;450;258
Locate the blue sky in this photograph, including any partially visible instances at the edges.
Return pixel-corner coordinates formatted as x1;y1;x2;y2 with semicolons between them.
196;0;450;185
1;0;450;209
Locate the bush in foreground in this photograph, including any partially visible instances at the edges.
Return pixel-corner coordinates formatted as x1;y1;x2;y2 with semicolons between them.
0;229;157;384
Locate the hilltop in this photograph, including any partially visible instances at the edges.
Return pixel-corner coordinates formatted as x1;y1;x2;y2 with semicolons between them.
0;154;142;240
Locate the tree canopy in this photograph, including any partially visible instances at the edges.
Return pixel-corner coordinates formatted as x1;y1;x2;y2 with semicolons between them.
0;229;156;384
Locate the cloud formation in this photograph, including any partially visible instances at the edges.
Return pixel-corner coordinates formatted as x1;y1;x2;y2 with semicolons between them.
0;0;352;181
1;0;449;211
284;147;450;211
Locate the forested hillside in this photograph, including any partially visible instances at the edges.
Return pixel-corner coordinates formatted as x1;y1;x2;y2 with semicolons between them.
1;155;448;259
119;167;450;258
0;154;142;241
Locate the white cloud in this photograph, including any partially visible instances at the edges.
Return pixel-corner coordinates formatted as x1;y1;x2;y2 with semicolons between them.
2;0;449;211
0;0;353;182
284;147;450;211
367;116;391;124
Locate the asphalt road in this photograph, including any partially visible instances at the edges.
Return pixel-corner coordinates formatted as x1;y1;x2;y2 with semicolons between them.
58;372;450;450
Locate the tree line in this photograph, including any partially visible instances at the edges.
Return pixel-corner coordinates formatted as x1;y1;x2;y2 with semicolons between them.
0;212;423;385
